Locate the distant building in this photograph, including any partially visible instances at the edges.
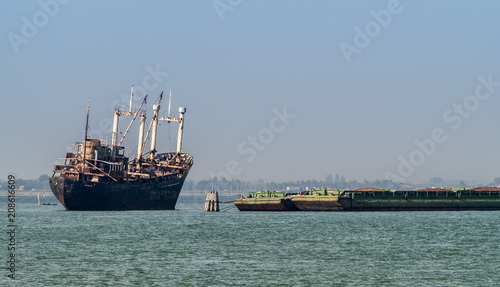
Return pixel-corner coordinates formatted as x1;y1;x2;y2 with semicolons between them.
325;174;334;184
287;186;300;191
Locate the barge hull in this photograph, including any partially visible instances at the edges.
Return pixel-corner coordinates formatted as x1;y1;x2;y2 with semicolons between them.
235;189;500;211
341;190;500;211
234;198;297;211
343;198;500;211
291;196;344;211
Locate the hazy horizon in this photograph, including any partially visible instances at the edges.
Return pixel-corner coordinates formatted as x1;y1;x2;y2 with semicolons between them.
2;1;500;184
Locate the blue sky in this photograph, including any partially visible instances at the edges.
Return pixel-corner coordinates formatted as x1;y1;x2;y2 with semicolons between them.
2;0;500;184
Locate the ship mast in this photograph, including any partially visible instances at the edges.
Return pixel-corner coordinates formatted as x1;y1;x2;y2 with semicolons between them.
168;89;172;117
118;95;148;147
137;112;146;159
111;84;148;163
157;90;186;155
138;94;163;161
176;107;186;154
112;83;140;147
150;93;163;160
137;91;187;162
129;84;134;113
82;99;91;172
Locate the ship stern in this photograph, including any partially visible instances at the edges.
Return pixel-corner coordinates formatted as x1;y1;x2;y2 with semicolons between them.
49;176;68;210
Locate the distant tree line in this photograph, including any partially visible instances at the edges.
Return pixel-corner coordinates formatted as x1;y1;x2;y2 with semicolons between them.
0;175;51;191
1;174;498;193
184;176;405;193
184;174;499;193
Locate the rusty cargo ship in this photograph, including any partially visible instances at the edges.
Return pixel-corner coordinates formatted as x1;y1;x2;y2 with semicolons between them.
50;87;193;211
234;187;500;211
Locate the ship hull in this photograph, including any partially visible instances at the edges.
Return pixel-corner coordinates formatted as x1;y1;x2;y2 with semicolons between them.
234;197;298;211
49;175;187;211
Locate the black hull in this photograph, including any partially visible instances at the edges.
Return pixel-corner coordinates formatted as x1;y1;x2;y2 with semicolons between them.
49;176;187;211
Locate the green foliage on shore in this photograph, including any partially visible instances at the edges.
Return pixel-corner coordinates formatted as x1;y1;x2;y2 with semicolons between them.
0;175;50;191
188;177;403;192
1;174;497;193
185;175;497;193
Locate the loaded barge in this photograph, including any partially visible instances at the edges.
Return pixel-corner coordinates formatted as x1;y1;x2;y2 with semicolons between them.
49;87;193;211
234;187;500;211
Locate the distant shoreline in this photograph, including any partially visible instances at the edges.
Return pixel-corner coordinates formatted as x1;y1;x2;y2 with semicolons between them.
0;190;53;197
0;190;244;197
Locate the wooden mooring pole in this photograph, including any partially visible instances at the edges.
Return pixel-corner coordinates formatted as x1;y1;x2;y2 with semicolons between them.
204;190;219;212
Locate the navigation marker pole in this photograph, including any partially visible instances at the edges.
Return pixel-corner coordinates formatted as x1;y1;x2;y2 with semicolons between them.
205;191;220;212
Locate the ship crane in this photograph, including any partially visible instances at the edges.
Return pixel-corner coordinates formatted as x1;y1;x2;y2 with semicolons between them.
111;84;148;146
138;91;186;162
138;93;163;161
157;90;186;158
110;84;148;162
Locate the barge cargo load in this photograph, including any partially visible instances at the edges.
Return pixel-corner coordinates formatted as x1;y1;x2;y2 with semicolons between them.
234;187;500;211
234;190;298;211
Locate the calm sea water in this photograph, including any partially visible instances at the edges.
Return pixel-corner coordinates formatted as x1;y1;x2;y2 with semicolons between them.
1;195;499;286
